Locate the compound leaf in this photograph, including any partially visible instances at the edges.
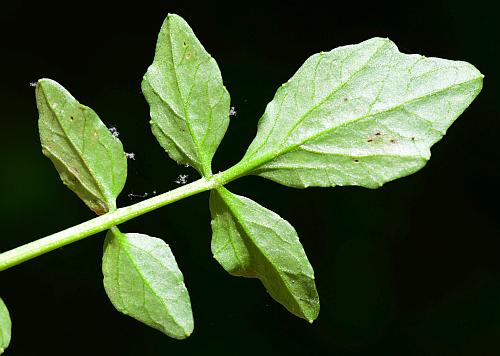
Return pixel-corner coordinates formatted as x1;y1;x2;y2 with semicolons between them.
240;38;483;188
142;13;230;176
102;229;193;339
36;79;127;214
210;187;319;322
0;297;11;355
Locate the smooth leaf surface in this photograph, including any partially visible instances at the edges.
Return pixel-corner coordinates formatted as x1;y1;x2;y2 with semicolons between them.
142;13;230;176
210;187;319;322
36;79;127;214
240;38;483;188
0;297;11;355
102;229;193;339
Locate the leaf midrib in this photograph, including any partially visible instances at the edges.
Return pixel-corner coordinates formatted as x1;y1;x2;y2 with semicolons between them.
42;145;103;202
217;188;310;318
244;76;482;173
118;236;188;336
146;84;198;163
247;39;388;158
40;89;114;209
166;17;209;176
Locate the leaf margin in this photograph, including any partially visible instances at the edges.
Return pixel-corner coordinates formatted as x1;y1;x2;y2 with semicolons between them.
36;78;127;214
102;228;194;340
210;187;320;323
236;37;483;189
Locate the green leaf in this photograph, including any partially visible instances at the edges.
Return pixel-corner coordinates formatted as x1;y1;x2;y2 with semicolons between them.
36;79;127;214
102;228;193;339
0;297;11;355
142;13;230;176
210;187;319;322
240;38;483;188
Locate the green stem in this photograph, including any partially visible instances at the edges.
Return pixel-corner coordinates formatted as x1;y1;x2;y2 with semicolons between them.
0;175;225;272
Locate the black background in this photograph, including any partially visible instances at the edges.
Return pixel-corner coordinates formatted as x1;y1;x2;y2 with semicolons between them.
1;1;498;355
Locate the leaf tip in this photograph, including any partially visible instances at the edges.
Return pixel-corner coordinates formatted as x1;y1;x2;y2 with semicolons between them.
165;13;184;26
306;317;316;324
303;306;320;324
35;78;73;106
179;328;193;339
166;13;179;19
368;36;392;46
36;78;57;91
167;318;194;340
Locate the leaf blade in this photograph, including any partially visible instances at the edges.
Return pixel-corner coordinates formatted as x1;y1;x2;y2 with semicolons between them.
102;229;193;339
0;297;11;355
240;38;483;188
36;79;127;214
210;187;319;322
142;13;230;176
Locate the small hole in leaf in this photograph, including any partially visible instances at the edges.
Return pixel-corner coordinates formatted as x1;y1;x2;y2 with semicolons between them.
375;132;382;136
354;159;360;163
390;139;396;143
70;116;74;121
183;41;187;47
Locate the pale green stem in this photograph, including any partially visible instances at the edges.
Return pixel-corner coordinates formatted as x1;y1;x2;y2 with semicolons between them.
0;152;263;272
0;174;226;272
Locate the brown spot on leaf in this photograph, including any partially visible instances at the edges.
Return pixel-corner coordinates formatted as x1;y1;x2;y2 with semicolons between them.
68;166;81;179
390;139;396;143
92;200;109;215
368;131;383;142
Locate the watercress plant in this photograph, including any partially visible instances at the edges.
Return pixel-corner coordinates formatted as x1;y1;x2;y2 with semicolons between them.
0;13;482;353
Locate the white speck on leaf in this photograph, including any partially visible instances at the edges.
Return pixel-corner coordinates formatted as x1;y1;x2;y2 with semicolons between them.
125;152;136;160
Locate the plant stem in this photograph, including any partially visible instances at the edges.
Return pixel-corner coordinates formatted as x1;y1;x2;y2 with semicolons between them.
0;175;223;272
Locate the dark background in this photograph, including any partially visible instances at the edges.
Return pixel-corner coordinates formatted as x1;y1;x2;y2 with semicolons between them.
0;1;498;355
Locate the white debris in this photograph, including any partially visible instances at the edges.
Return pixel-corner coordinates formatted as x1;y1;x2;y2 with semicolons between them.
109;127;120;138
229;106;237;117
175;174;189;185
